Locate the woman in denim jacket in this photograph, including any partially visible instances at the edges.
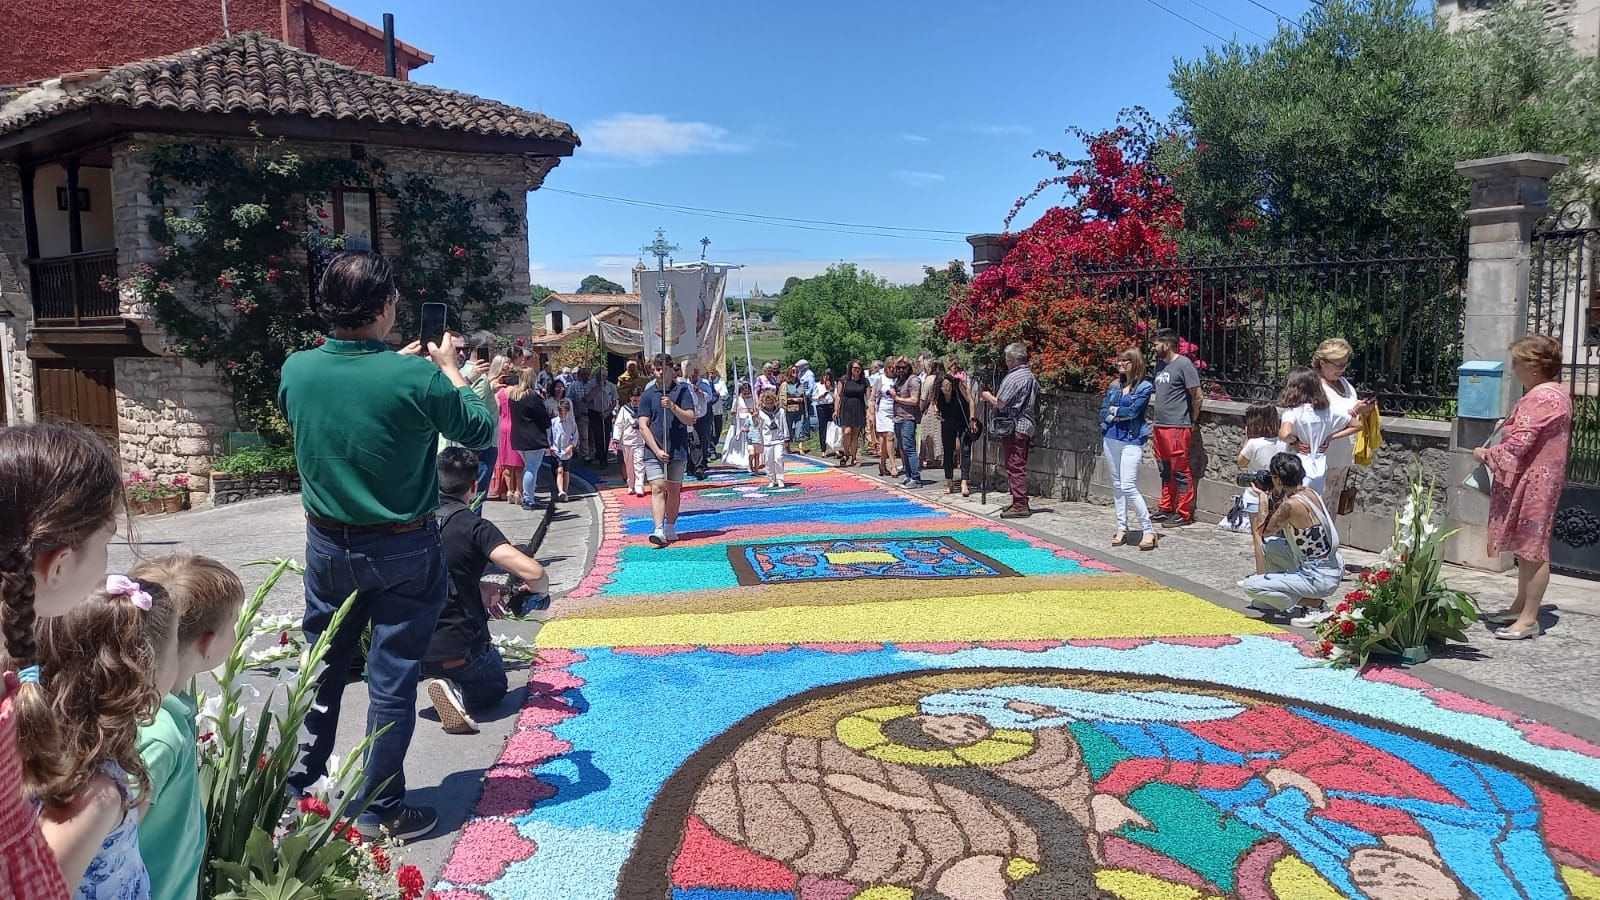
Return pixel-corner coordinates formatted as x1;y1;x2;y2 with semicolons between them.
1101;348;1158;550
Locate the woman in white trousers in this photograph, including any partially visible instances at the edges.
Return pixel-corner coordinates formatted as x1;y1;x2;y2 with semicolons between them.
1100;348;1158;551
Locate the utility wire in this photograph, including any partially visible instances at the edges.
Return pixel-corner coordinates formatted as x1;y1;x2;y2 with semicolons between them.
1139;0;1231;43
1181;0;1269;40
1243;0;1295;27
541;187;970;240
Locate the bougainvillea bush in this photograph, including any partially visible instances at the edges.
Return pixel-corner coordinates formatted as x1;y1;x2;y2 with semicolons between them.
939;109;1188;391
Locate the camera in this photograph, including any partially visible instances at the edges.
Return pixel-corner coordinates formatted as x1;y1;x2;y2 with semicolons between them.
1235;469;1273;492
506;586;551;617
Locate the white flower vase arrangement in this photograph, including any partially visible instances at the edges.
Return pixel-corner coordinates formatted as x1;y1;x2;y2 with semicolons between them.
1315;468;1478;669
198;559;425;899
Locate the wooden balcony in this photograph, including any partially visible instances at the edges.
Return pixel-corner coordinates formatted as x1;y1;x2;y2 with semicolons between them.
29;250;120;326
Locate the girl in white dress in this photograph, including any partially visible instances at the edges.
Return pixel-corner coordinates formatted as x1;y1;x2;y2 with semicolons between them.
725;382;758;472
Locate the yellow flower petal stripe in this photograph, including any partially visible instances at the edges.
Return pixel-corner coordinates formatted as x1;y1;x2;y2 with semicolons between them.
1094;868;1220;900
825;550;899;565
537;587;1276;649
1267;857;1344;900
1565;864;1600;899
853;887;914;900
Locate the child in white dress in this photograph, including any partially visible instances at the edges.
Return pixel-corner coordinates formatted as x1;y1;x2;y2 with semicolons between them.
753;389;789;488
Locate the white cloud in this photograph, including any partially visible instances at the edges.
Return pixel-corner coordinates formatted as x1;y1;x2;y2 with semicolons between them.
973;124;1032;136
898;133;930;143
582;113;745;161
893;170;946;187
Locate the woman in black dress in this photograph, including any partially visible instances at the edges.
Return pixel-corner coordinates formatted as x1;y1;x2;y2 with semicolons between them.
934;371;978;496
836;359;870;467
508;367;553;509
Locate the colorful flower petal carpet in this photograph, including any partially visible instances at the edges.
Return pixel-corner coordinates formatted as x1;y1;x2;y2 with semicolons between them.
436;460;1600;900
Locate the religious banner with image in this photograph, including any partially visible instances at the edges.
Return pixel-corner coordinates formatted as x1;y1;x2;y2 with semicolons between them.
636;263;727;373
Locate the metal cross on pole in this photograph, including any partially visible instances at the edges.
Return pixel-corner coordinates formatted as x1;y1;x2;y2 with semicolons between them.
699;236;710;261
643;228;679;359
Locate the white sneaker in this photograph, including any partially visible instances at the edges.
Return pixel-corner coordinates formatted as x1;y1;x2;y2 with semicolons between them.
649;528;668;547
663;524;678;543
426;679;479;735
558;491;569;502
1290;608;1333;628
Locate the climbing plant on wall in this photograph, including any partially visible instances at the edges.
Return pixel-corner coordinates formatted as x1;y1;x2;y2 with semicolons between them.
121;133;524;440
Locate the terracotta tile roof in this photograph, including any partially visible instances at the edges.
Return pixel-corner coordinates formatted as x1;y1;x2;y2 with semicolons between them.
546;292;640;306
0;32;577;145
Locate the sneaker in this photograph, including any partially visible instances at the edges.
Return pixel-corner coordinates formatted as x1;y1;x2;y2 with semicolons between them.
663;524;678;542
999;506;1032;519
1151;510;1174;523
649;528;668;547
1168;515;1196;527
357;804;438;842
558;491;570;502
1290;607;1334;628
426;678;479;735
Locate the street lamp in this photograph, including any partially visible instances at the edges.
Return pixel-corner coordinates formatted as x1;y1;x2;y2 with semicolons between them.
643;228;679;358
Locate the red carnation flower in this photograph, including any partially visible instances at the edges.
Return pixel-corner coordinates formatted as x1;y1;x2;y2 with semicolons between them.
314;336;327;347
279;630;290;646
1375;570;1393;583
397;865;425;899
1318;639;1334;654
371;845;391;874
1340;620;1356;635
1345;589;1369;602
257;753;269;771
297;796;331;819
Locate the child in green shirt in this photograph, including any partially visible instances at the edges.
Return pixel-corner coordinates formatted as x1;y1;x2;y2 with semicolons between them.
134;556;246;900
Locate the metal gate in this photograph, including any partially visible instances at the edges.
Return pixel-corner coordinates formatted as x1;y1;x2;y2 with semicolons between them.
1529;202;1600;578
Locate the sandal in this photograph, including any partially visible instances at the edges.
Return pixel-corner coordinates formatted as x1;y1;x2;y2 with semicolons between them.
1112;530;1128;547
1494;622;1542;640
1139;534;1158;551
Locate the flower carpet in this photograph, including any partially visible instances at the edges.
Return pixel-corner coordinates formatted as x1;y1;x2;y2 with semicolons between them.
435;462;1600;900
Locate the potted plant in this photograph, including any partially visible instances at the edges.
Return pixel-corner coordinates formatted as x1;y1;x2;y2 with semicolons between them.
1315;468;1478;668
124;472;161;515
159;475;191;513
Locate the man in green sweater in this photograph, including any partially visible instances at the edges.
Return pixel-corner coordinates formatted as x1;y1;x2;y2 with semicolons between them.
280;251;494;841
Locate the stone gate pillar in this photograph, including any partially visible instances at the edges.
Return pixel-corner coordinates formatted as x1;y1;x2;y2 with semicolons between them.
967;234;1008;274
1447;153;1567;570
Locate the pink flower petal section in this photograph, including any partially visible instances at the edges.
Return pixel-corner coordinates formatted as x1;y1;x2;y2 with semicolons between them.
1425;689;1521;723
518;700;577;728
473;768;558;818
1516;722;1600;758
1361;666;1433;690
440;820;537;884
432;890;491;900
499;729;573;767
533;648;586;669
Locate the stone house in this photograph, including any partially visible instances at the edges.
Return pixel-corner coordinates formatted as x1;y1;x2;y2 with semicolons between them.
533;293;644;379
0;32;577;504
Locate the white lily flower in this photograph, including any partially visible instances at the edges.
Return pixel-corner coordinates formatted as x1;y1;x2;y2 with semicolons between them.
1350;607;1364;620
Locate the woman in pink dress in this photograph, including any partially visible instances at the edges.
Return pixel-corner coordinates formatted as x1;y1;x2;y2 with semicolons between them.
1474;334;1573;640
492;370;520;501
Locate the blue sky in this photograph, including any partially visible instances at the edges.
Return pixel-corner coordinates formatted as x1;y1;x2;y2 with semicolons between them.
337;0;1323;294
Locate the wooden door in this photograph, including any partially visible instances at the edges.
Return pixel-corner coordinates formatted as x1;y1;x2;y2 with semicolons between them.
34;361;118;442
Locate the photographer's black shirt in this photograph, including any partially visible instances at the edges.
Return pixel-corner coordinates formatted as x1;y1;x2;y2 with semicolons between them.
426;496;510;664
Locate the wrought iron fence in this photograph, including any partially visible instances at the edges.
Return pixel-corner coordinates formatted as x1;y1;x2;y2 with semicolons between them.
1529;202;1600;488
1051;240;1467;416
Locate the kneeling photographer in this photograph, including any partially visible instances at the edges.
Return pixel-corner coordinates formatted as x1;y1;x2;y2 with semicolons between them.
1237;453;1344;629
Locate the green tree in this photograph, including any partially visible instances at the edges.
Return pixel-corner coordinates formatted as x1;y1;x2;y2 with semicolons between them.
529;282;555;302
906;260;968;320
577;274;626;294
777;264;913;373
1165;0;1599;247
780;276;803;296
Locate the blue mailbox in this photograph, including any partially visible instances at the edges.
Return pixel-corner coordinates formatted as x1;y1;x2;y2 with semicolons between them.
1458;361;1506;420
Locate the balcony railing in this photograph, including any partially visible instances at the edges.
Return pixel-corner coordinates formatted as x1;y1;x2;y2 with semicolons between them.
30;250;120;326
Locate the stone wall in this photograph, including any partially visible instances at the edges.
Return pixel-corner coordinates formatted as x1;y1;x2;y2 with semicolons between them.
115;357;237;506
1438;0;1600;56
969;393;1454;554
210;471;301;507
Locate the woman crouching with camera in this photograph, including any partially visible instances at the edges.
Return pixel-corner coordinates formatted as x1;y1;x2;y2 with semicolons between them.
1238;452;1344;628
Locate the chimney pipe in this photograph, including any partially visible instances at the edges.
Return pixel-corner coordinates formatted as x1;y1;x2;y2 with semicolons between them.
383;13;397;77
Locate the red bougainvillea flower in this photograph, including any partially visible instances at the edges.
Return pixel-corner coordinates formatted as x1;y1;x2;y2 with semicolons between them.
297;796;331;819
397;864;425;899
317;208;330;219
217;275;233;290
265;268;281;284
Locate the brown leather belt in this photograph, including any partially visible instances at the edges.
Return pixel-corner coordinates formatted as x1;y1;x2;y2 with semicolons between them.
306;513;434;534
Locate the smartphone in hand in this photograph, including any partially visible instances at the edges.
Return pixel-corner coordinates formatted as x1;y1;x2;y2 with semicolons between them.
420;302;447;349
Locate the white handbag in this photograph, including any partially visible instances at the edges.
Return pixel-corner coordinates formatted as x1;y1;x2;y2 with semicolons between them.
1462;421;1504;496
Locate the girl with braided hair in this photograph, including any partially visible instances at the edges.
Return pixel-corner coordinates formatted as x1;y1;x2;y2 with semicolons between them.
0;422;126;897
